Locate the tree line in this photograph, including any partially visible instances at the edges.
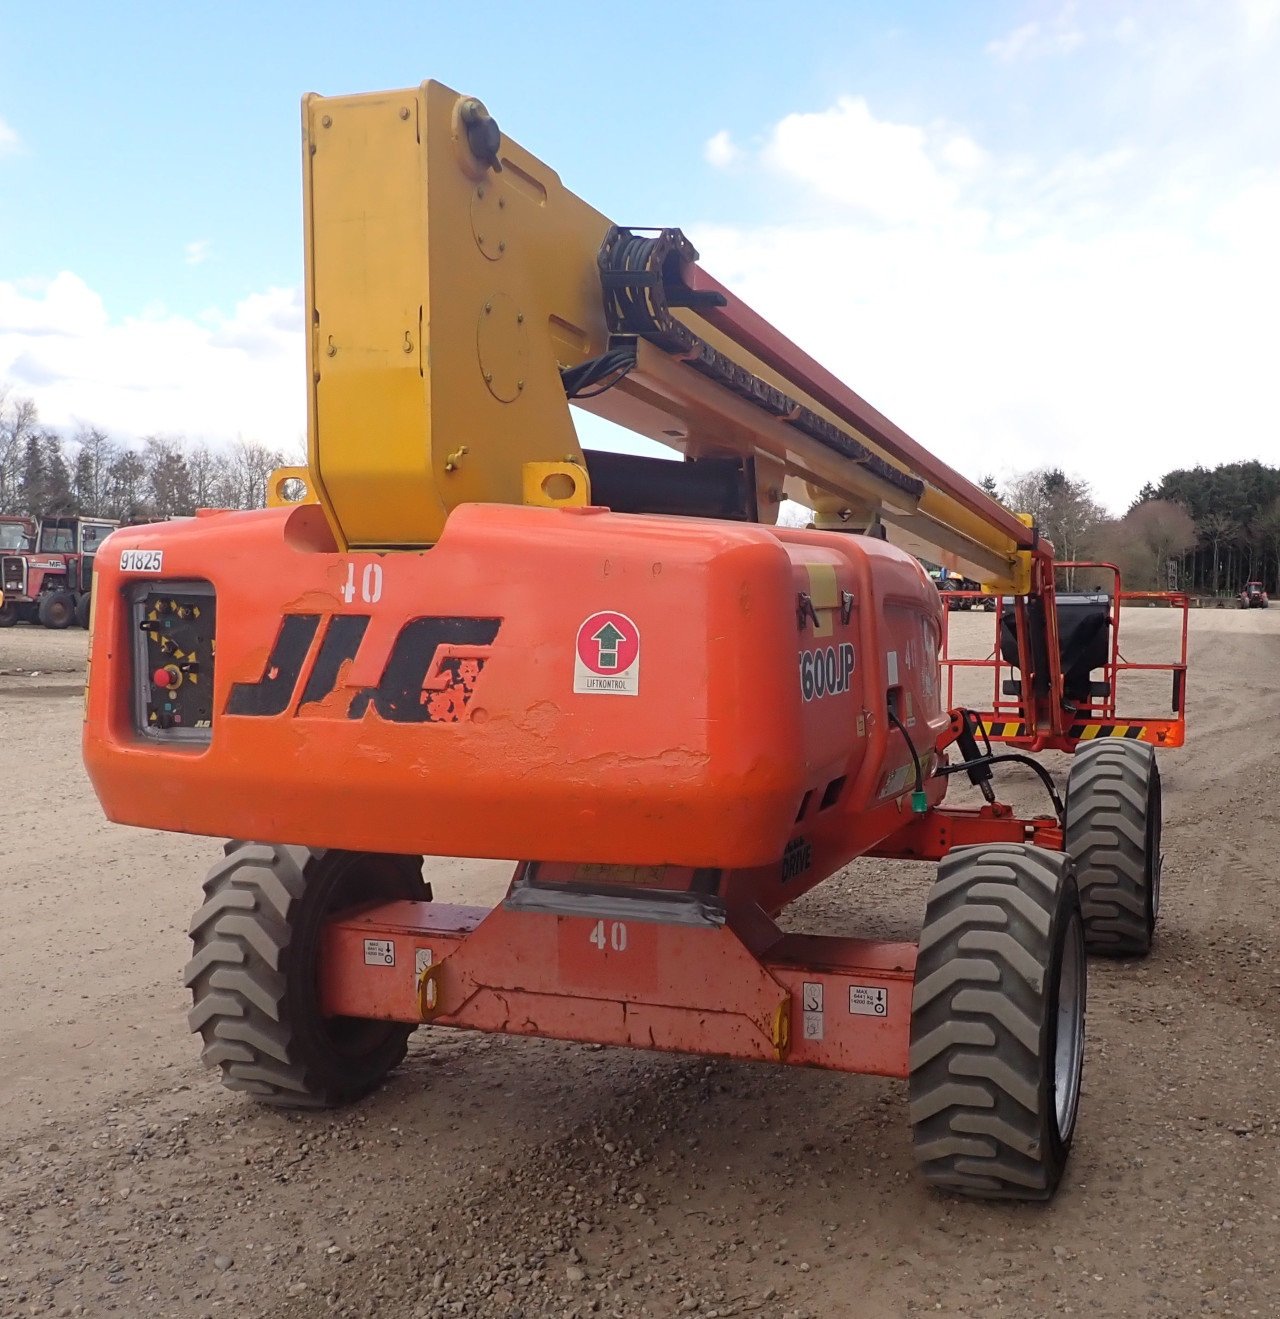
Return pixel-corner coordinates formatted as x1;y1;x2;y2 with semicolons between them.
979;461;1280;595
4;381;1274;594
0;387;298;521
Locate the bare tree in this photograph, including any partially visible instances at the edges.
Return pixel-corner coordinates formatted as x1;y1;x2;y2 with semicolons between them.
71;426;120;516
144;436;196;518
40;433;75;515
223;438;291;510
105;449;149;521
1197;511;1238;594
1119;500;1197;589
1253;500;1280;593
187;441;231;509
1002;468;1107;587
0;389;40;513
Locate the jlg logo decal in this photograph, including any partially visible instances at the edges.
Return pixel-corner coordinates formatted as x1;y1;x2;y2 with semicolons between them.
226;614;501;724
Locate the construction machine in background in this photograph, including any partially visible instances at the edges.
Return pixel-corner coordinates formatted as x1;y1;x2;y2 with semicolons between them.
929;568;996;612
2;515;119;628
1239;581;1269;608
82;81;1188;1201
0;515;37;627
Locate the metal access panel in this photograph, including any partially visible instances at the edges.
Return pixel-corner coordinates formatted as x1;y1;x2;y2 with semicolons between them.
131;582;216;741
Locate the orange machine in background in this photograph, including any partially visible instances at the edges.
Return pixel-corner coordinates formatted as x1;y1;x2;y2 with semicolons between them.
83;80;1178;1202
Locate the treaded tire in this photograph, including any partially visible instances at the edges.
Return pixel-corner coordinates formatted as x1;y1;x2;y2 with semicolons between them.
184;842;427;1108
909;843;1085;1201
1064;740;1161;957
75;593;91;629
37;591;74;629
0;602;16;627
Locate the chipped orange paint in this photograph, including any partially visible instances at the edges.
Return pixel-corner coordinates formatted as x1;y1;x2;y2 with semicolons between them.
83;499;949;879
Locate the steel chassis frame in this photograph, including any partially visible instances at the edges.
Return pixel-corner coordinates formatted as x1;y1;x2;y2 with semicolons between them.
317;802;1064;1081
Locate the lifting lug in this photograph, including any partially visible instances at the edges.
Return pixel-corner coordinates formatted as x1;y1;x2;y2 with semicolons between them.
458;97;502;173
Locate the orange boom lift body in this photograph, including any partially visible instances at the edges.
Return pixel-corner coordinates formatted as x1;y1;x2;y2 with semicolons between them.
83;82;1185;1200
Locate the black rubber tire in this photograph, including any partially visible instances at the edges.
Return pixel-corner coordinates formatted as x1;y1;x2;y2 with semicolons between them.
184;842;428;1108
37;591;75;629
0;602;16;628
75;593;91;629
1064;740;1161;957
909;843;1086;1201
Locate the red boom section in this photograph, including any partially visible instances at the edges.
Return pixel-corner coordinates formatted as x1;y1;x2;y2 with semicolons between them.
685;263;1036;550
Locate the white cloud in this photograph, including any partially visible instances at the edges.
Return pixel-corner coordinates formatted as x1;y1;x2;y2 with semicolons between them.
988;5;1085;62
0;117;20;155
987;21;1041;62
689;93;1280;512
1240;0;1280;41
761;96;981;228
939;132;987;172
0;273;304;449
704;129;743;169
184;239;211;266
1207;172;1280;247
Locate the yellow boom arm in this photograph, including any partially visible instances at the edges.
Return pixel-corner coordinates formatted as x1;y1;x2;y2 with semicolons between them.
302;80;1036;591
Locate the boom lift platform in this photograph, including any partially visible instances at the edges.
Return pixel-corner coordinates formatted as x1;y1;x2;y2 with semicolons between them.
83;81;1182;1201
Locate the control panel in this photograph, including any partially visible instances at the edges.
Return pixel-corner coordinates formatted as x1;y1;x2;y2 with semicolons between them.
131;583;216;740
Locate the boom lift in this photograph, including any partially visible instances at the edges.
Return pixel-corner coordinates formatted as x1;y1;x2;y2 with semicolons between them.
83;81;1182;1201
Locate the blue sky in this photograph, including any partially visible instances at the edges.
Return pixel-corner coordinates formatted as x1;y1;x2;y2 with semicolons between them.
2;2;1278;510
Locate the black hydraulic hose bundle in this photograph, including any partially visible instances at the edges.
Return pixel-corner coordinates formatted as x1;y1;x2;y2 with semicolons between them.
890;704;1066;823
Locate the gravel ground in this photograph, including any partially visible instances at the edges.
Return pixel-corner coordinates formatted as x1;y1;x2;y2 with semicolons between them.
1;608;1277;1319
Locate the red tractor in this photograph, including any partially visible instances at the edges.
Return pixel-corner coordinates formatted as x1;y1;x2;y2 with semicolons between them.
0;515;37;627
0;515;118;628
1238;581;1269;608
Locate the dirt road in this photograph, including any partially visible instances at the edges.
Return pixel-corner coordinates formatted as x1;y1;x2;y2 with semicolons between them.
2;610;1278;1319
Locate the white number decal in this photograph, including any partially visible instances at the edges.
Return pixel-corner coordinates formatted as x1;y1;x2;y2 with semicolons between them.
341;561;384;605
362;562;383;603
589;920;628;952
120;549;163;573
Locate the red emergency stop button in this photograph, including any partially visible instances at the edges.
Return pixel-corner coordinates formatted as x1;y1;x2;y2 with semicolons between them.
154;667;175;688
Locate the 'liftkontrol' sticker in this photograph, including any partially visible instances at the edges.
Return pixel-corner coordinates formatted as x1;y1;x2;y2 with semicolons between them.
574;611;641;695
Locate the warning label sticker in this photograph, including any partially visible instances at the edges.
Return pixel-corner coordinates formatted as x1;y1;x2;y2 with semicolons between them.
802;981;824;1040
573;611;640;696
849;985;888;1016
363;938;394;967
877;763;915;800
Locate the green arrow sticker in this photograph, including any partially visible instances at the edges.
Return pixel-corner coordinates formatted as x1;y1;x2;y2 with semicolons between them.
574;611;640;695
592;620;626;669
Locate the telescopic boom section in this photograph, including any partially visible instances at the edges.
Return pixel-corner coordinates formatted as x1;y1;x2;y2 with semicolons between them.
302;80;1040;592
